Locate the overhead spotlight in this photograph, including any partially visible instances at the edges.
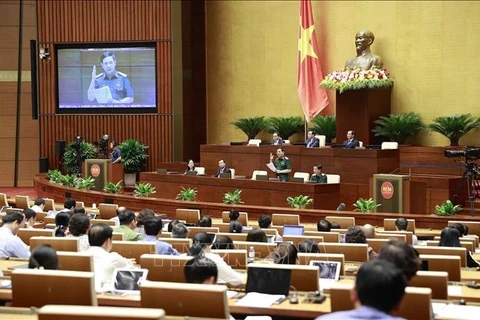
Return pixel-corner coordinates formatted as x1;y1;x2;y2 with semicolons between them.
39;48;51;61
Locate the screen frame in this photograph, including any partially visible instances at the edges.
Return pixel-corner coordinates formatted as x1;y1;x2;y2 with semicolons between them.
55;42;158;115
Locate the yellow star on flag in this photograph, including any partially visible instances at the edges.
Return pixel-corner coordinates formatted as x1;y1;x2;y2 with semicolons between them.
298;20;318;63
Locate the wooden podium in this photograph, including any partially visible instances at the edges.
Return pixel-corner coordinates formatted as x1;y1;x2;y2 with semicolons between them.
84;159;123;191
372;174;425;214
336;87;392;145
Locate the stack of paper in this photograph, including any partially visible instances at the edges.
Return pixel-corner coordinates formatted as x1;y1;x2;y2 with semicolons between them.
236;292;285;308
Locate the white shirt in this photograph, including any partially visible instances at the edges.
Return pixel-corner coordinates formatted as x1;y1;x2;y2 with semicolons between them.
0;227;30;259
30;205;44;213
67;234;90;251
205;252;244;286
84;246;135;292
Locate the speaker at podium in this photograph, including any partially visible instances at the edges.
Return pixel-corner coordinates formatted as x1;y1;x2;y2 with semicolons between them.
84;159;123;192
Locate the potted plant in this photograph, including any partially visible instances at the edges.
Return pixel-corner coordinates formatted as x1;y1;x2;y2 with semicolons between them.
60;174;77;187
286;195;313;209
176;187;198;201
435;200;462;216
372;112;425;144
427;114;480;146
118;139;149;186
75;176;96;190
133;182;156;197
63;141;96;174
231;116;266;141
223;189;244;205
310;115;336;143
266;116;304;141
46;170;63;184
103;181;123;194
353;198;381;213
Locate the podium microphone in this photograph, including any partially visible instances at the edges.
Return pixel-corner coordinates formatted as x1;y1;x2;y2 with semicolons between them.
336;203;346;211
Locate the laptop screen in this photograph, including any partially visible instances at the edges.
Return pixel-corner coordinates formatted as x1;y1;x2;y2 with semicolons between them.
246;266;292;296
113;269;149;291
283;225;304;236
309;261;341;281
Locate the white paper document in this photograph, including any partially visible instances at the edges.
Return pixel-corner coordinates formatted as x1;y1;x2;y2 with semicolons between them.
266;163;277;173
236;292;285;308
94;86;113;104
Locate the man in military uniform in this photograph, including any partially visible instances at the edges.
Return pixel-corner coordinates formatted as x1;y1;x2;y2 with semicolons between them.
87;51;134;104
310;164;327;183
269;148;291;182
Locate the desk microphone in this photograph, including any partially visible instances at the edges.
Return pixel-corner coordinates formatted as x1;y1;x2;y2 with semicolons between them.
336;203;346;211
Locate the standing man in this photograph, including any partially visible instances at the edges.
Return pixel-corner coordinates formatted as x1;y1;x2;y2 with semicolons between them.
310;164;327;183
214;160;231;178
110;141;121;164
271;133;284;145
343;130;360;149
270;148;292;182
305;130;320;148
87;51;134;104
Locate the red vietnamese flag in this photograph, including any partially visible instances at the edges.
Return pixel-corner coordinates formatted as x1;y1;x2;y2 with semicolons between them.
297;0;329;121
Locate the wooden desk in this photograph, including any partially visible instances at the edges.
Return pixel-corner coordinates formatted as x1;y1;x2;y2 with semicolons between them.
140;172;340;210
0;259;28;277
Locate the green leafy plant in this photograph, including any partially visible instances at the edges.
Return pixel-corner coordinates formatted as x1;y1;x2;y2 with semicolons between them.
286;195;313;209
223;189;244;205
176;187;198;201
353;198;381;213
435;200;462;216
103;181;123;194
60;174;77;187
118;139;149;173
46;170;63;183
310;115;336;143
63;141;96;174
372;112;425;144
133;182;156;197
265;116;304;140
231;116;266;140
427;114;480;146
75;176;96;190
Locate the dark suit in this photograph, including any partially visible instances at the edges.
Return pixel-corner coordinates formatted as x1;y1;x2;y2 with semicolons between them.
305;137;319;148
343;139;360;149
271;139;284;146
215;167;231;177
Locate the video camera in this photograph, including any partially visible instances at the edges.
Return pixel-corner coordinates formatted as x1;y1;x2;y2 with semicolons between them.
445;147;480;160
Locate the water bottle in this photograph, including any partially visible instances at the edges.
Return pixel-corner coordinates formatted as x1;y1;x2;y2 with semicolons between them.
248;246;255;259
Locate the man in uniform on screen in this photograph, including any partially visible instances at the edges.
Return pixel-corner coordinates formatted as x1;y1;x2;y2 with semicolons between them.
87;51;134;104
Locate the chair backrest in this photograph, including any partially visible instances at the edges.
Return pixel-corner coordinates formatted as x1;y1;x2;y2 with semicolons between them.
251;170;268;180
234;241;277;259
409;270;448;299
211;249;247;269
98;203;118;220
426;240;474;252
283;139;291;145
293;172;310;182
304;231;340;243
229;168;236;179
76;201;85;208
15;195;30;209
448;220;480;237
248;263;319;292
366;238;390;254
38;305;165;320
297;253;346;276
17;228;54;245
215;232;247;241
381;142;399;150
176;208;201;225
221;211;249;226
282;235;324;246
358;141;364;148
211;222;230;233
433;235;478;249
415;245;467;267
57;251;94;272
325;216;355;229
272;213;300;226
325;174;340;183
195;167;206;175
419;254;461;281
111;241;156;262
317;243;368;262
0;192;8;207
112;232;125;241
318;135;326;147
247;139;261;146
159;238;192;254
140;254;191;282
256;228;278;236
377;231;412;245
11;269;97;307
384;218;416;232
187;227;220;239
141;281;229;319
35;211;46;223
43;198;55;211
90;219;117;226
30;236;79;252
44;216;55;224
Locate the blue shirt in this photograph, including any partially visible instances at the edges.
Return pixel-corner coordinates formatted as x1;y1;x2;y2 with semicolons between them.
95;71;134;102
111;148;121;162
0;227;30;259
315;306;405;320
143;235;180;255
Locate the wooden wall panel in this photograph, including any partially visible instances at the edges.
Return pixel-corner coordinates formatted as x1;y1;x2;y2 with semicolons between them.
0;162;15;187
36;0;173;172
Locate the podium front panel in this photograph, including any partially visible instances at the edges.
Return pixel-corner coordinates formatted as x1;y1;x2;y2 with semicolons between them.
373;174;409;213
84;159;110;192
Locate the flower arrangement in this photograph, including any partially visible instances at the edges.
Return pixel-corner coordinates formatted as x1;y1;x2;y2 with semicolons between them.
320;68;393;93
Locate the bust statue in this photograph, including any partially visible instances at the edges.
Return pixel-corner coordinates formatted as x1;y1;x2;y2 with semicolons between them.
345;30;383;70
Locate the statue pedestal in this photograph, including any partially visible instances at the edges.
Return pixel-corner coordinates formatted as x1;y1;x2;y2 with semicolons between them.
335;87;392;146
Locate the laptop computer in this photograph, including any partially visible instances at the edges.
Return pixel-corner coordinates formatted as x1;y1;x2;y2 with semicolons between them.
289;177;305;183
245;266;292;296
112;268;149;293
185;171;197;176
86;213;97;220
282;225;304;236
255;174;269;181
46;210;58;217
309;260;341;290
94;86;113;104
219;172;232;179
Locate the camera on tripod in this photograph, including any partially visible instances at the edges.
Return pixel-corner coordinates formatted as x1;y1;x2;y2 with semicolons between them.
445;147;480;160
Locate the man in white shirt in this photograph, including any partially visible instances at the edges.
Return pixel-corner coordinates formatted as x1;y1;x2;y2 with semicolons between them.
84;223;136;291
30;198;45;213
0;212;30;258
